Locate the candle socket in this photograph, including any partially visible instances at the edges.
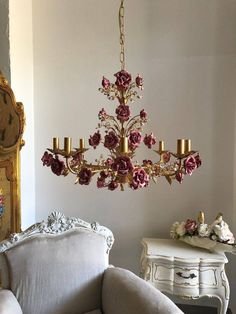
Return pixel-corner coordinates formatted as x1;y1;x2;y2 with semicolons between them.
120;137;128;153
64;137;72;155
198;211;205;224
177;139;185;155
53;137;59;151
79;138;85;150
185;139;191;153
159;140;164;152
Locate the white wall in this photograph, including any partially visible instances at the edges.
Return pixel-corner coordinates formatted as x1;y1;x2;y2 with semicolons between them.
0;0;10;81
30;0;236;311
9;0;35;228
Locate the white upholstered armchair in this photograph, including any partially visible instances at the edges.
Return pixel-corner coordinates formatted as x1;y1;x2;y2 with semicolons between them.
0;212;183;314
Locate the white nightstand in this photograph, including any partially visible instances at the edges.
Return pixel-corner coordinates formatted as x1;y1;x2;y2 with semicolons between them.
140;238;229;314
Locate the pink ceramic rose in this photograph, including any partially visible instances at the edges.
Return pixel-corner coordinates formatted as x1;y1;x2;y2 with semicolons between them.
51;157;65;176
185;219;198;235
143;133;156;149
97;178;106;188
112;156;133;176
195;154;202;168
104;131;119;150
176;171;184;183
41;151;53;167
129;131;142;150
108;180;118;191
162;151;171;163
105;158;114;167
140;109;147;120
130;168;149;190
78;168;92;185
114;70;132;90
184;156;197;175
115;104;130;122
89;131;101;149
102;77;110;89
135;74;143;88
98;108;107;121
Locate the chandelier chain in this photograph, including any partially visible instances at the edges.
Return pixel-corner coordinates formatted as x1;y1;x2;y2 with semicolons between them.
119;0;125;70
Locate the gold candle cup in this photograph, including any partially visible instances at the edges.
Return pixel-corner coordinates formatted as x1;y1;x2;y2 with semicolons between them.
198;211;205;224
120;137;128;153
53;137;59;151
79;138;85;150
185;139;191;153
177;139;185;155
64;137;72;155
159;140;164;152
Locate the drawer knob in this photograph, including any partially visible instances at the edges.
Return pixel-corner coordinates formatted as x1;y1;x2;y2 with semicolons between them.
176;272;197;279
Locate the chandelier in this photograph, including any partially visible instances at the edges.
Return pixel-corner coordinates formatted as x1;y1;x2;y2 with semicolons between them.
42;0;201;191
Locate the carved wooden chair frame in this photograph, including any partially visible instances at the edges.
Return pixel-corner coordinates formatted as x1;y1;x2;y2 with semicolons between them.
0;211;114;254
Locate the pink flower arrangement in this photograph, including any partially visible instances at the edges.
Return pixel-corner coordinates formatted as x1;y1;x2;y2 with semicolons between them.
170;212;235;248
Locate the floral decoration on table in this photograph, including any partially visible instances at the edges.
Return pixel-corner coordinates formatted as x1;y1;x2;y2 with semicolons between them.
170;211;236;253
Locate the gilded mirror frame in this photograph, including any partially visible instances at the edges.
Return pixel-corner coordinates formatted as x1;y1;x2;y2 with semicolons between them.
0;72;25;241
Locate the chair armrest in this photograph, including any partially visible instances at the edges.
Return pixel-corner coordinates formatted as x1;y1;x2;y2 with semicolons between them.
102;267;183;314
0;289;22;314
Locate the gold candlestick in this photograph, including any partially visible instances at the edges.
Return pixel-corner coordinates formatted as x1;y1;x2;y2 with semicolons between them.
185;139;191;153
79;138;85;150
53;137;59;151
120;137;128;153
64;137;72;155
198;211;205;224
159;140;164;152
177;139;185;155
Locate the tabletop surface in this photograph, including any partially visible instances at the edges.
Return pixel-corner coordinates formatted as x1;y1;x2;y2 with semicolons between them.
142;238;227;262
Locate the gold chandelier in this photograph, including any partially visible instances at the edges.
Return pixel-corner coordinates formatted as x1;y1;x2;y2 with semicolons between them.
42;0;201;191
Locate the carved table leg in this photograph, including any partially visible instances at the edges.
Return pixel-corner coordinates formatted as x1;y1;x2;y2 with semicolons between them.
213;268;230;314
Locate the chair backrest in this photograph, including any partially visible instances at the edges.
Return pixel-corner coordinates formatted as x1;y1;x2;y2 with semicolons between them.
0;211;114;314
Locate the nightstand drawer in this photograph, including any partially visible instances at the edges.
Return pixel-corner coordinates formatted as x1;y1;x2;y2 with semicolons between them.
153;264;198;286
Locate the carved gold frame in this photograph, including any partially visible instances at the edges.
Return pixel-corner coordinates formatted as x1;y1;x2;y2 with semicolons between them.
0;72;25;241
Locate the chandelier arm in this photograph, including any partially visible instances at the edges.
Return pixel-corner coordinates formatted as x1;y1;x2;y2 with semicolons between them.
119;0;125;70
65;157;80;175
